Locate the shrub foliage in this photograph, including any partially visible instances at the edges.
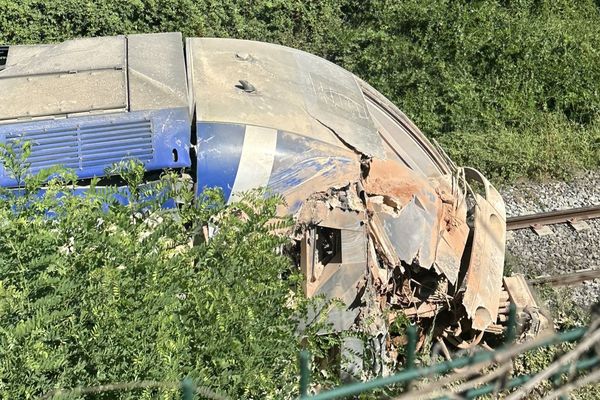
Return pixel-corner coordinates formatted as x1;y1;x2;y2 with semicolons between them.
0;0;599;181
0;158;329;399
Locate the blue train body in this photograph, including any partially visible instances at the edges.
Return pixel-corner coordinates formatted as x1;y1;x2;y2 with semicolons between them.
0;33;534;370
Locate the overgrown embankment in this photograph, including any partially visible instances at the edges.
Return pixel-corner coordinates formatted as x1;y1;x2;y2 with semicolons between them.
0;158;336;399
1;0;599;182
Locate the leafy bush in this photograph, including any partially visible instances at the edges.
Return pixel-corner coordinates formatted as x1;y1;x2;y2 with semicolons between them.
0;157;334;399
1;0;599;182
335;0;600;182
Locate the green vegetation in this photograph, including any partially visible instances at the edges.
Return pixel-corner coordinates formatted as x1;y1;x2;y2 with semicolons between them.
0;154;338;398
1;0;599;182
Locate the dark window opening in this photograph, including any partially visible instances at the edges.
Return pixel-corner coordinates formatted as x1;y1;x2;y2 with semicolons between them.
0;46;8;71
316;226;342;265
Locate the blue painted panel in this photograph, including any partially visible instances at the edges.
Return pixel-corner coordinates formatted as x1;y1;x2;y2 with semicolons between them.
7;185;177;212
195;122;360;210
268;130;360;212
196;122;245;201
269;131;357;190
0;107;191;187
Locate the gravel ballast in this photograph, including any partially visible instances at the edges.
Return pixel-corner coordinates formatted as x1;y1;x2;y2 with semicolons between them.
499;170;600;308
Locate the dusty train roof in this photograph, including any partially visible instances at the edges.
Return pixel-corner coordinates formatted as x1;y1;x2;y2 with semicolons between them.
0;33;188;120
0;32;450;177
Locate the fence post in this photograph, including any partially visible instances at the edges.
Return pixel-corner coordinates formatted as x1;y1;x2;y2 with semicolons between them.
405;324;417;391
505;303;517;345
406;324;417;369
300;350;310;398
181;378;194;400
552;371;567;400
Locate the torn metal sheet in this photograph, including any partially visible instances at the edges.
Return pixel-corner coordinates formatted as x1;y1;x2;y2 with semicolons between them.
433;221;469;285
267;132;361;214
364;159;442;269
196;123;361;211
432;176;470;285
299;205;368;331
460;169;506;331
369;197;438;268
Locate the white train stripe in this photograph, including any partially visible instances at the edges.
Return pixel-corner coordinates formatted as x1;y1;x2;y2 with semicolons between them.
229;125;278;202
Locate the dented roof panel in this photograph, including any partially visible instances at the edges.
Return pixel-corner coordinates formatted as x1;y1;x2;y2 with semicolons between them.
187;38;385;158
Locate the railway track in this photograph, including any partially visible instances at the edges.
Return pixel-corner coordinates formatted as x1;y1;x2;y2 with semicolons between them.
530;269;600;287
505;204;600;287
506;204;600;231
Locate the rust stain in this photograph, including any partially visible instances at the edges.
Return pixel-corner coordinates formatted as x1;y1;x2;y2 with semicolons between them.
364;159;433;207
433;185;469;284
364;159;449;271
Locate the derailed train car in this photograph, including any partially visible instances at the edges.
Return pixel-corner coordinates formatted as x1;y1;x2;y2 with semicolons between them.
0;33;547;371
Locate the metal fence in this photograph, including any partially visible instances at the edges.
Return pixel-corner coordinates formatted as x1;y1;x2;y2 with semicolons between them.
298;306;600;399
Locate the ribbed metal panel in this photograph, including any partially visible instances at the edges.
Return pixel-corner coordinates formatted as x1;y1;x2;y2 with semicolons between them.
7;119;154;172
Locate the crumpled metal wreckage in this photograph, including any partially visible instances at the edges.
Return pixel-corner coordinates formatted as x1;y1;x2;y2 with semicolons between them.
0;33;549;374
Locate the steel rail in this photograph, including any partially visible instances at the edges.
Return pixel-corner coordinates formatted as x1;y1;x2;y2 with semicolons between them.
530;268;600;287
506;204;600;231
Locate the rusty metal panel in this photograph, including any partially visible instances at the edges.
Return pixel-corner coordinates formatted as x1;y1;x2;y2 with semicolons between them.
433;178;470;285
460;170;507;330
461;194;505;331
434;221;469;285
363;159;442;269
459;167;507;331
464;167;506;218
